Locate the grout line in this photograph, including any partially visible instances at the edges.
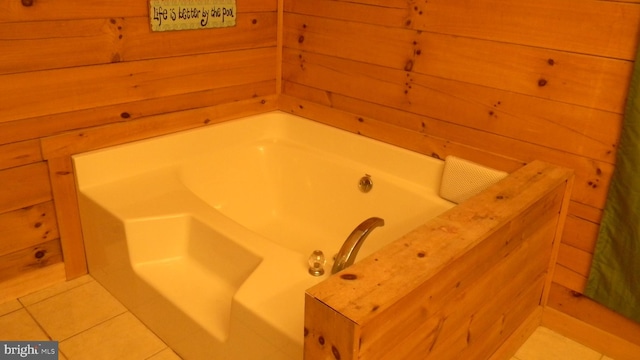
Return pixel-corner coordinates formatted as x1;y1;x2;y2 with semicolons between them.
20;279;128;344
143;347;181;360
0;302;24;318
20;304;54;342
54;309;130;343
17;275;94;307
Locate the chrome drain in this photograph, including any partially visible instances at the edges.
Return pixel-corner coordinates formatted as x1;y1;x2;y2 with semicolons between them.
358;174;373;193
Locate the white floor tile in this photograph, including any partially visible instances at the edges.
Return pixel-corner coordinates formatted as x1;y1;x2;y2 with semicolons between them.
514;326;602;360
25;280;126;340
0;299;22;316
59;312;166;360
0;308;49;340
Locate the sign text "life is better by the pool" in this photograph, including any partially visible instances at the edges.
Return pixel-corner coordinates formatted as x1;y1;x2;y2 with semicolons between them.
149;0;236;32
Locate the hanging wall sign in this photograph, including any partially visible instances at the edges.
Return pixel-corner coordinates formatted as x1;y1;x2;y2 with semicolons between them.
149;0;236;32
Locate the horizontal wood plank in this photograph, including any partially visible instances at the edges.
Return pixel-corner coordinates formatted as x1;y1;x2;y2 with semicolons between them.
546;282;640;349
0;239;63;283
41;95;278;159
0;13;277;75
0;48;276;123
0;0;277;23
543;307;640;360
556;243;593;280
561;215;599;253
0;162;51;214
552;265;588;294
284;13;633;113
282;50;622;164
410;0;640;60
0;140;42;170
286;0;640;59
0;81;276;144
0;201;59;257
0;18;122;75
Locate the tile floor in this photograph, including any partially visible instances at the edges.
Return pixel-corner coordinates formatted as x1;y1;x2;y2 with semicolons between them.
0;275;617;360
0;275;179;360
512;326;615;360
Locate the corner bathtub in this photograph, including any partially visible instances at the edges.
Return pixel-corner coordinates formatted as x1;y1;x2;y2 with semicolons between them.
73;111;455;359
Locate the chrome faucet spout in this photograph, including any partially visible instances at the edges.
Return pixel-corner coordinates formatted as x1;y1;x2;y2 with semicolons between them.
331;217;385;274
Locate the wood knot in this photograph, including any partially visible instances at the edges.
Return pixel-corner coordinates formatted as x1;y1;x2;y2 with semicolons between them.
404;60;414;72
318;336;325;345
332;345;341;360
298;35;305;43
120;112;131;119
538;78;548;87
35;250;46;259
21;0;34;6
340;273;358;280
570;291;583;298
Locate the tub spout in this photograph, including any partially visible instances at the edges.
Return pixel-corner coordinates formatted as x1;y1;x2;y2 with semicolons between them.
331;217;385;274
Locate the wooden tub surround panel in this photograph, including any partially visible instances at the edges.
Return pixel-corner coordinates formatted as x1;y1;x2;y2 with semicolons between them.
305;161;574;360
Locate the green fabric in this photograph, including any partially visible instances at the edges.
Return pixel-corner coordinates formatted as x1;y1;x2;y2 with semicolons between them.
584;44;640;324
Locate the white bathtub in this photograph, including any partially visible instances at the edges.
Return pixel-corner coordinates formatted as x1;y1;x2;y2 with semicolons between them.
73;111;455;359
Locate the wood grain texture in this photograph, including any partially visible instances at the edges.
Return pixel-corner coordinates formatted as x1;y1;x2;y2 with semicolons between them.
0;0;276;22
0;201;59;257
545;284;640;357
0;48;276;122
0;239;62;282
46;157;86;279
282;0;640;348
0;0;636;353
0;140;42;170
0;0;278;287
305;161;573;359
286;0;640;59
0;163;51;214
0;13;277;75
0;81;276;144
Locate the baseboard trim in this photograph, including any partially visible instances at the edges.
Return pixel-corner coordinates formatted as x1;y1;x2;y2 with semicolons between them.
0;263;66;304
542;307;640;360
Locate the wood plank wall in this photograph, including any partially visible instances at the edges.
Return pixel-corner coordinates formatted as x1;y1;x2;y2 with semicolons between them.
280;0;640;350
1;0;639;354
0;0;278;301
